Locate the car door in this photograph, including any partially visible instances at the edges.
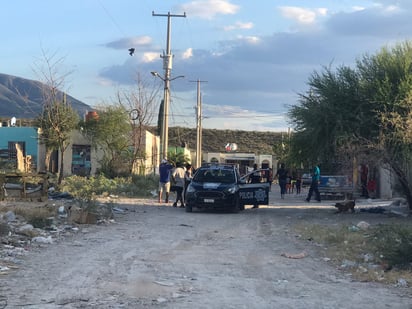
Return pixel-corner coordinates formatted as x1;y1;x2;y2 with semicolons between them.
238;182;269;205
238;169;270;205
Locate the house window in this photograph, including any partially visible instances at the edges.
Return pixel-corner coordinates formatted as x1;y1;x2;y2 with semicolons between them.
71;145;91;176
8;141;25;160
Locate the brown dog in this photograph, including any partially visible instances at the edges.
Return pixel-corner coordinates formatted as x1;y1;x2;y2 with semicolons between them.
334;200;355;213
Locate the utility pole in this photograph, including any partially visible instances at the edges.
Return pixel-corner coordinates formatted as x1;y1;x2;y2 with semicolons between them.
152;11;186;160
190;79;208;168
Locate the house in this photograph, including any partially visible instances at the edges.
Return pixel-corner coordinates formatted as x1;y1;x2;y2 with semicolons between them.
203;152;273;175
0;126;40;171
0;124;161;177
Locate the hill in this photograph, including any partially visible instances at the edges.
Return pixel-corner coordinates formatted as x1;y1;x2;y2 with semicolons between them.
167;127;283;155
0;73;91;118
0;73;281;155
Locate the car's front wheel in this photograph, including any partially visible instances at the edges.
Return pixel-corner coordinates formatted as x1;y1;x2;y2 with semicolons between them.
185;204;193;212
232;196;241;213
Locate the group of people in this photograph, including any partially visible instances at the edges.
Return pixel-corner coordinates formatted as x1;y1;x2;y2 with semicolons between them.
159;159;373;207
158;159;193;207
274;164;303;198
274;163;320;202
245;163;320;202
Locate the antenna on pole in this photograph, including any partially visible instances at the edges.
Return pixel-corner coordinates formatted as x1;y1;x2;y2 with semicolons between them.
152;11;186;160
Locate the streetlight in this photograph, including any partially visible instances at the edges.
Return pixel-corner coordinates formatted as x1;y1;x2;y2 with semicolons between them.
151;71;184;160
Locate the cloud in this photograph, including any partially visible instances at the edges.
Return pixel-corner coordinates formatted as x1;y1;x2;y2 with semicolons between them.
142;52;161;63
182;48;194;59
105;36;152;49
278;6;328;25
223;21;254;31
326;4;412;37
177;0;239;19
98;0;412;132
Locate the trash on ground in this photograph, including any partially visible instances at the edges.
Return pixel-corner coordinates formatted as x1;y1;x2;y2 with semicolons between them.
281;251;307;259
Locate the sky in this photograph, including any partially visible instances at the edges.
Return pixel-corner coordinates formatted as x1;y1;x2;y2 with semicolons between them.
1;0;412;132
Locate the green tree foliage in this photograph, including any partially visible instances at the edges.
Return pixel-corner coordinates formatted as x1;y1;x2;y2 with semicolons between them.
289;65;368;172
81;106;130;177
167;150;191;168
36;99;79;185
35;95;80;186
357;42;412;207
289;41;412;208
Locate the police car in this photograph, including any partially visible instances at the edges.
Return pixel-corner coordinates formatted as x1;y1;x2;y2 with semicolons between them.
184;163;269;212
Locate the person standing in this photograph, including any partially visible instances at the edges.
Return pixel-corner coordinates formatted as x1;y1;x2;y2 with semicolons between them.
250;163;261;209
306;164;321;202
267;168;273;191
172;162;186;207
360;164;369;198
184;163;193;197
158;158;173;203
249;163;262;184
276;163;288;199
295;173;302;195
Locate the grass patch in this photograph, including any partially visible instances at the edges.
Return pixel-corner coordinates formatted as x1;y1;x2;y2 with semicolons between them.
0;205;56;228
295;222;412;285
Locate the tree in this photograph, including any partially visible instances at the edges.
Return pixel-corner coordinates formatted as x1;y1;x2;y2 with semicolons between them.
167;150;191;168
289;64;366;173
289;41;412;209
34;50;79;185
81;106;130;177
115;73;160;174
356;41;412;208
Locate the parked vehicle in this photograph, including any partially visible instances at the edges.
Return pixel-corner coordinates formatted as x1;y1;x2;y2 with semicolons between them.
185;163;269;212
301;173;312;186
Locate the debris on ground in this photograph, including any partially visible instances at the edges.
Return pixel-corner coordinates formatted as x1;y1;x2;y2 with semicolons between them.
281;251;307;259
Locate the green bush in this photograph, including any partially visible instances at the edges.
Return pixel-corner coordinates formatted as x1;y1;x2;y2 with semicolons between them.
61;174;159;201
61;175;116;202
371;224;412;268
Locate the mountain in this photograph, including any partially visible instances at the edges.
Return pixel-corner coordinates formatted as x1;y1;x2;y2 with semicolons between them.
0;73;91;118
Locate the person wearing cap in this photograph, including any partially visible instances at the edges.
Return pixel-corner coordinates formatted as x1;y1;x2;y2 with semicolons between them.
159;158;173;203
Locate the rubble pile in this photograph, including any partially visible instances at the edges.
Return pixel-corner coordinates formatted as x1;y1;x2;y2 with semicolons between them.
0;199;114;275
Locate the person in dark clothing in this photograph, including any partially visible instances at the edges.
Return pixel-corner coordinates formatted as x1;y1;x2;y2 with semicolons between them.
250;164;261;209
276;163;288;199
295;173;302;195
158;158;173;203
249;163;262;184
306;164;321;202
360;164;369;198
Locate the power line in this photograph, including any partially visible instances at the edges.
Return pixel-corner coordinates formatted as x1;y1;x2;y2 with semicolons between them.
97;0;126;36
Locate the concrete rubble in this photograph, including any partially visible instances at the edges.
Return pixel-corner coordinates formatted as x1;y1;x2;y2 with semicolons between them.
0;198;115;275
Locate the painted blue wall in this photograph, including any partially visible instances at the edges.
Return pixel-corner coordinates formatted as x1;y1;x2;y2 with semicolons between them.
0;127;39;163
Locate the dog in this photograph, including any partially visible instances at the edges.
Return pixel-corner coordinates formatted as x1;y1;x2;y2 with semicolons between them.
334;200;356;213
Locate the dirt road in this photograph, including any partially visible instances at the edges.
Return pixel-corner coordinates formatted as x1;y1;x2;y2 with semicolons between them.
1;194;411;308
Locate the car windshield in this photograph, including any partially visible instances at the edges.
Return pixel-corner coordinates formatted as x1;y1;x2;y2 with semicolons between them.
193;168;235;184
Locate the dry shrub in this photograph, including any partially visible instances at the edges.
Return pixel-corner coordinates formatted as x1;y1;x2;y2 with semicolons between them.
294;222;412;285
2;205;56;228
